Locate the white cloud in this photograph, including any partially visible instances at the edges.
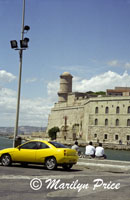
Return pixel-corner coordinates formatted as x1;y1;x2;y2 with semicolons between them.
73;76;82;82
0;70;16;85
107;60;130;69
73;71;130;92
0;77;59;127
0;78;59;127
19;98;52;127
1;70;130;127
107;60;119;67
46;70;130;95
47;80;59;102
25;78;37;83
0;87;53;127
125;62;130;69
0;88;17;126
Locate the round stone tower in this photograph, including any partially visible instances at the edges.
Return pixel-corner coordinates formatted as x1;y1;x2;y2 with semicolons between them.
58;72;73;102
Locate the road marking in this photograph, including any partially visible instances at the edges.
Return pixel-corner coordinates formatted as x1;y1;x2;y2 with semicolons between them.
0;173;129;180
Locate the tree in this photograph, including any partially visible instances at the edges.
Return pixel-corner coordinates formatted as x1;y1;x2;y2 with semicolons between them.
48;127;60;140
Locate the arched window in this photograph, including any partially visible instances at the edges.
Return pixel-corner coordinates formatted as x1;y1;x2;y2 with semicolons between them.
116;106;120;114
95;107;98;114
115;119;119;126
105;118;108;126
127;135;130;140
95;118;98;125
128;106;130;113
105;106;109;114
115;135;119;140
104;134;108;140
127;119;130;126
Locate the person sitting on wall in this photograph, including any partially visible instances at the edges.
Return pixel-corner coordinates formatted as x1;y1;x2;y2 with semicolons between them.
85;141;95;158
71;141;82;156
71;141;79;151
95;143;107;159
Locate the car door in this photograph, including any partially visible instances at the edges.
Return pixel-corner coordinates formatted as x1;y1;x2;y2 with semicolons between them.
13;141;37;163
35;142;52;163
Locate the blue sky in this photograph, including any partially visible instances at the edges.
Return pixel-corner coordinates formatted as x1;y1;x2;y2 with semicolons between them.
1;0;130;127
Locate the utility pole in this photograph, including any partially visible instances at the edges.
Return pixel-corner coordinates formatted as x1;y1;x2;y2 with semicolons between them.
10;0;30;147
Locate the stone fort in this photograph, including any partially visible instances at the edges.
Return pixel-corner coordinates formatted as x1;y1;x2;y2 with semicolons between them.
47;72;130;145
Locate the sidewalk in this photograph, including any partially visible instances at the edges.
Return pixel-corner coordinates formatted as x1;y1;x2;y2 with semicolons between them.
77;158;130;173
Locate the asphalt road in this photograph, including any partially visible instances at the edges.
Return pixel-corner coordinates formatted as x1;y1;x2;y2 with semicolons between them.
0;163;130;200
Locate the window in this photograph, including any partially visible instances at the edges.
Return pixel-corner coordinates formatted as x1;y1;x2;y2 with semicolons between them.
116;106;120;114
128;106;130;113
37;142;49;149
20;142;38;149
105;119;108;126
20;141;50;149
49;141;67;148
95;118;98;125
105;107;109;114
115;135;119;140
115;119;119;126
127;135;130;140
95;107;98;114
127;119;130;126
94;134;97;138
104;134;108;140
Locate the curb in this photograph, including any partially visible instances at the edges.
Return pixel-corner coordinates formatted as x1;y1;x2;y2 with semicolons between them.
77;158;130;173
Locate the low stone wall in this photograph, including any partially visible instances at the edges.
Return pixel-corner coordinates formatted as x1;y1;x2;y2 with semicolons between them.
62;140;130;150
78;158;130;173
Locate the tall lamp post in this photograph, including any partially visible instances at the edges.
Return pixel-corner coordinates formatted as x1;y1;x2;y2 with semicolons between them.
10;0;30;147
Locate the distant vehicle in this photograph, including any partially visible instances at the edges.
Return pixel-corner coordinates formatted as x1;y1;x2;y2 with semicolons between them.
0;140;78;170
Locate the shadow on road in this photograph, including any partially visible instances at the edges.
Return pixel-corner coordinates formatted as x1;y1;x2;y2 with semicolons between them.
1;163;83;172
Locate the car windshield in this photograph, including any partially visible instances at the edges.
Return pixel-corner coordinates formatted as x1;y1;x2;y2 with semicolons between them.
49;141;68;148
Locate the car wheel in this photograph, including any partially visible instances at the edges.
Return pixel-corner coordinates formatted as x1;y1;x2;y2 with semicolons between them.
62;164;73;170
45;157;57;170
1;154;12;166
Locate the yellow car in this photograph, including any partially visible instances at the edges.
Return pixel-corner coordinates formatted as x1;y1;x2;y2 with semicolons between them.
0;140;78;170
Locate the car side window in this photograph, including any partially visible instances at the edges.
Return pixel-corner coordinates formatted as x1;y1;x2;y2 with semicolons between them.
49;141;67;148
20;142;38;149
37;142;50;149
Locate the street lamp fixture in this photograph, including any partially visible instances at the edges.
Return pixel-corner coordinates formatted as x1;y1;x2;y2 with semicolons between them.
24;25;30;32
20;37;29;48
10;40;18;49
10;26;30;50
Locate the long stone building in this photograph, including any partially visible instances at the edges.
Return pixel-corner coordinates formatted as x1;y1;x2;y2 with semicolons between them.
47;72;130;145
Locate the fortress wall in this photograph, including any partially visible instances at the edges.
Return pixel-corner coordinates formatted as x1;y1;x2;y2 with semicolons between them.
47;105;85;140
83;97;130;144
47;72;130;144
87;126;130;144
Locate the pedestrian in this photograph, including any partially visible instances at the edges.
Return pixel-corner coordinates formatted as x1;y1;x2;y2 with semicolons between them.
85;141;95;158
71;141;79;152
95;143;107;159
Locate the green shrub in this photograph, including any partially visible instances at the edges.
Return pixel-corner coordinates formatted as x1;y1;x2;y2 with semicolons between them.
48;127;60;140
